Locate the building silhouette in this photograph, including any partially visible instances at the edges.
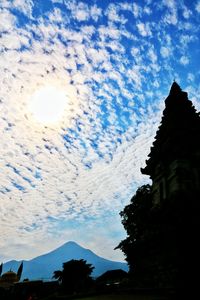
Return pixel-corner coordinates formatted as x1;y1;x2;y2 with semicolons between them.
141;82;200;294
142;81;200;204
0;262;23;289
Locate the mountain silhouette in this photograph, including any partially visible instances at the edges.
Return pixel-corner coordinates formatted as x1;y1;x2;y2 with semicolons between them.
2;241;128;280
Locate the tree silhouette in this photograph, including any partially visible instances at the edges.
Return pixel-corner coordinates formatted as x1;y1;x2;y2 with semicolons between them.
116;184;196;288
17;262;23;281
116;185;155;280
53;259;94;293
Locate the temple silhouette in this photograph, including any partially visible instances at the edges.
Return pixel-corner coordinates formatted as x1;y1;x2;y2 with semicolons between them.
0;262;23;289
142;81;200;203
141;82;200;294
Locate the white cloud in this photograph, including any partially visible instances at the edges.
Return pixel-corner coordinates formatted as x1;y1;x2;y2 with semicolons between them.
148;48;157;63
52;0;63;3
179;34;195;47
187;73;195;82
127;67;143;89
0;8;16;31
160;46;171;58
180;55;189;65
98;25;122;41
195;1;200;13
48;8;64;23
131;47;140;57
12;0;33;17
144;6;152;15
0;31;30;50
106;3;127;24
182;7;192;19
161;0;178;25
163;12;177;25
67;1;90;22
90;5;102;22
137;22;152;36
132;3;141;18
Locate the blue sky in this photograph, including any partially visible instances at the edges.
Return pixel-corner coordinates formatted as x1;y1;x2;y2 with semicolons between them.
0;0;200;263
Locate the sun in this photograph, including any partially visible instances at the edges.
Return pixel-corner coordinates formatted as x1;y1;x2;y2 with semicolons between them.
29;86;67;124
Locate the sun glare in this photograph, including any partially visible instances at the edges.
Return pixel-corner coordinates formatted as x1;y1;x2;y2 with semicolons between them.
29;86;67;124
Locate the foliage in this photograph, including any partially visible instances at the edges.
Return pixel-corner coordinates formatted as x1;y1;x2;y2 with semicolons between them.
116;184;153;276
116;184;198;288
53;259;94;293
116;184;178;287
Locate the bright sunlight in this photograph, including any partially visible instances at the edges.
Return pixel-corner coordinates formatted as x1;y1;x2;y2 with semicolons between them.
29;86;67;124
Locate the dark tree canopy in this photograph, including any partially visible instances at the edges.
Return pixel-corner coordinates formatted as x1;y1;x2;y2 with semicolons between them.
117;184;164;286
117;184;200;290
120;184;152;239
53;259;94;293
116;184;154;277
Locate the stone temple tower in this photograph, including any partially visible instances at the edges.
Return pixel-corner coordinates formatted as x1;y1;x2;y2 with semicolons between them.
141;81;200;205
140;82;200;294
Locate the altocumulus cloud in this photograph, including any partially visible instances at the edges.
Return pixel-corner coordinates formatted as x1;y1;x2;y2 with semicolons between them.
0;0;200;262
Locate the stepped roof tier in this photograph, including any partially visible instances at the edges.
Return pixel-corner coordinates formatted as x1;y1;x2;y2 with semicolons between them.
141;82;200;177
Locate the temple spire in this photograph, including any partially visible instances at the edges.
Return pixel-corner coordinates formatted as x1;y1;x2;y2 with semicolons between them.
169;81;182;95
141;82;200;179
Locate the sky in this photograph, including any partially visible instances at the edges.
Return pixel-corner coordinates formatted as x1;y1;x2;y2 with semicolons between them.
0;0;200;263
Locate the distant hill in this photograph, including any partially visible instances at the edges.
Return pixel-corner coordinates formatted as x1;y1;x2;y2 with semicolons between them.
2;241;128;280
